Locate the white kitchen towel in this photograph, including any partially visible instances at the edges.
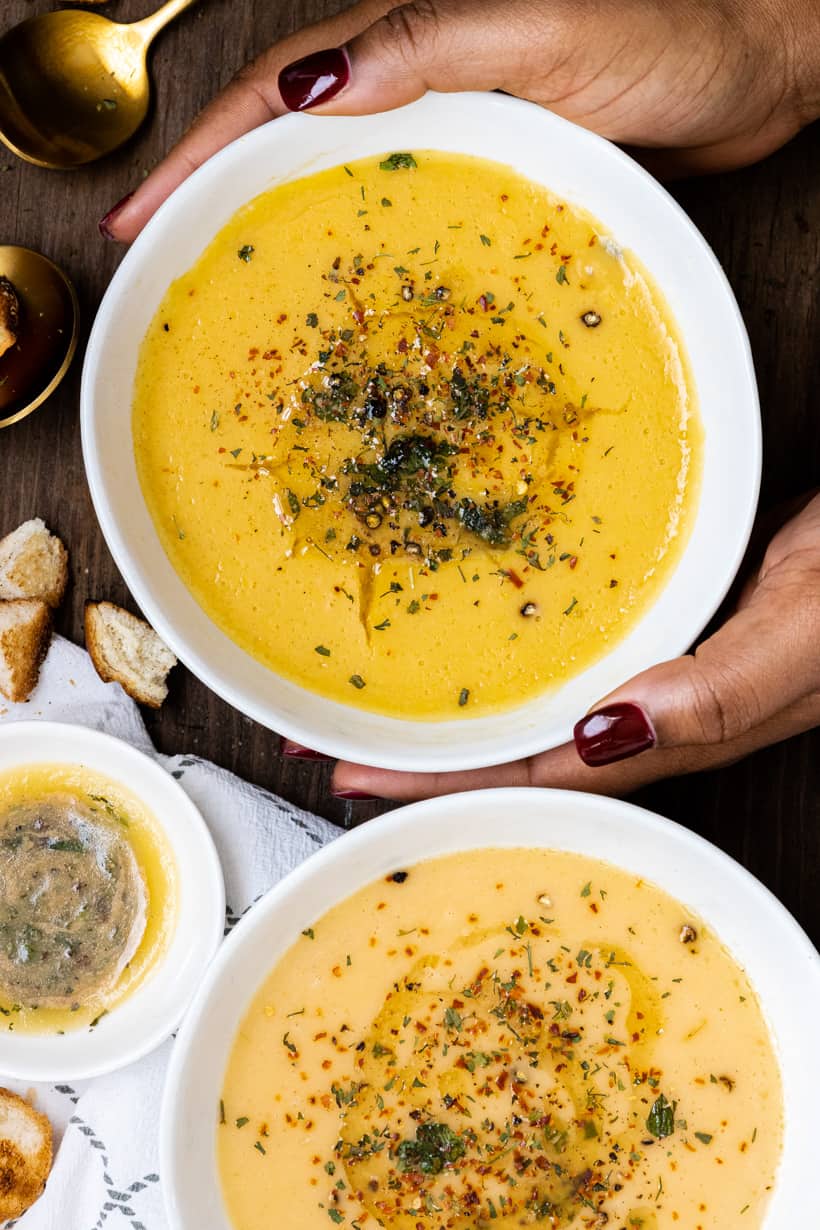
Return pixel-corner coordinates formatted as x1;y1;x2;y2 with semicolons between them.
0;636;341;1229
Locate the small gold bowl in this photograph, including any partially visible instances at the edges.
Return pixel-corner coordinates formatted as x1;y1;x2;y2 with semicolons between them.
0;245;79;429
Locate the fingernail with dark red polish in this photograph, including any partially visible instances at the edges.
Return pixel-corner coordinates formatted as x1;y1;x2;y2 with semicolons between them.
574;702;656;767
332;788;377;801
98;191;134;240
278;46;350;112
281;740;330;761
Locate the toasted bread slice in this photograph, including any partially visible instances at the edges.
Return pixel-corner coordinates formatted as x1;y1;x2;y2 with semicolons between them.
85;601;177;708
0;518;68;608
0;277;19;361
0;1088;53;1219
0;599;52;703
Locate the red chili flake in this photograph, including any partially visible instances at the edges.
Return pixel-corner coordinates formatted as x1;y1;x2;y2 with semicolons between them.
569;556;578;570
505;569;524;589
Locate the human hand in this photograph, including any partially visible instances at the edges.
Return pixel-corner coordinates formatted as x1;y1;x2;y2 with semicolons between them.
327;494;820;801
101;0;820;241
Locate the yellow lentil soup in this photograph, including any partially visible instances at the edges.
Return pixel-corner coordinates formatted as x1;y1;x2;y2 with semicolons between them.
217;849;781;1230
133;152;700;719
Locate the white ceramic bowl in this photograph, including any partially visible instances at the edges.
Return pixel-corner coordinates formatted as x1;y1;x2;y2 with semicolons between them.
0;722;225;1080
161;787;820;1229
82;91;760;772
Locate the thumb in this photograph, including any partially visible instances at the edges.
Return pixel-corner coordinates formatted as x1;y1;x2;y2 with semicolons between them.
277;1;531;115
573;567;820;767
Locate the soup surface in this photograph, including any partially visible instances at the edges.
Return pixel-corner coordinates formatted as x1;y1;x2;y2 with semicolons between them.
0;763;176;1032
218;849;781;1230
134;151;700;719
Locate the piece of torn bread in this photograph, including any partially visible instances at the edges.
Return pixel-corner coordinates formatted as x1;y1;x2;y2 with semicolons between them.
0;1088;53;1220
85;601;177;708
0;518;68;608
0;599;52;703
0;277;20;361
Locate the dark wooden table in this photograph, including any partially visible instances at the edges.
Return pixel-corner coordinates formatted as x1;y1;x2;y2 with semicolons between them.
3;0;818;943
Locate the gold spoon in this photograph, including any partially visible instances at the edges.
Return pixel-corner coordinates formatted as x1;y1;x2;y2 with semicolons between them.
0;247;79;429
0;0;198;170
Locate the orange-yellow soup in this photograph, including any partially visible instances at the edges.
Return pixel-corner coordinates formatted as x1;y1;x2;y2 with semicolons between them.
134;152;700;718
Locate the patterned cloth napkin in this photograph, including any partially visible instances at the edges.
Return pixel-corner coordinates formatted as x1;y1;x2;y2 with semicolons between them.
0;636;340;1229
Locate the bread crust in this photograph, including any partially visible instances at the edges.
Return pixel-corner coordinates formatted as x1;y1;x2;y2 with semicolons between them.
0;518;68;609
0;599;52;703
85;600;176;708
0;1088;53;1219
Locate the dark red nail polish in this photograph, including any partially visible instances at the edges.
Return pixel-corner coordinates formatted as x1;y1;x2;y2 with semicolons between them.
332;788;376;801
574;702;656;767
281;740;329;761
278;46;350;112
98;191;135;240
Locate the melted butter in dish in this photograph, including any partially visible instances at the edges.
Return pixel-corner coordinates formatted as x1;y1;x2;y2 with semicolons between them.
0;763;176;1032
134;151;701;718
218;849;781;1230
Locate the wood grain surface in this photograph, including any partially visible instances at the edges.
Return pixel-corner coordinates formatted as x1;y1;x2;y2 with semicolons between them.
2;0;818;942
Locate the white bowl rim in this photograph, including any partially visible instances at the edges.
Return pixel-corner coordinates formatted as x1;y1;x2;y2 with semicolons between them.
159;786;819;1230
0;721;225;1081
81;90;761;772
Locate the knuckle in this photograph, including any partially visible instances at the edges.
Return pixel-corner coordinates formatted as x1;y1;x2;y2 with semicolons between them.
688;659;760;745
379;1;442;65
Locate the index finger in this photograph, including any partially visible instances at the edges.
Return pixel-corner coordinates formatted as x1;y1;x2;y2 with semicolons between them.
101;0;393;243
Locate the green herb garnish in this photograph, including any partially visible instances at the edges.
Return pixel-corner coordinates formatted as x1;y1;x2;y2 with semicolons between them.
379;152;417;171
646;1094;677;1139
395;1122;466;1175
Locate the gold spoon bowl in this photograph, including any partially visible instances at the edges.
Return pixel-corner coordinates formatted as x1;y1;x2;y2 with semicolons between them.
0;246;79;429
0;0;198;169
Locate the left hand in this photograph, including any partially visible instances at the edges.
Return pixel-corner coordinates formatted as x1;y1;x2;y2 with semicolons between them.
331;494;820;801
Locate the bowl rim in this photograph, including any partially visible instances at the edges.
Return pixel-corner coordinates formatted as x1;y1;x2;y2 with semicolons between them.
159;786;819;1230
81;90;761;772
0;720;225;1080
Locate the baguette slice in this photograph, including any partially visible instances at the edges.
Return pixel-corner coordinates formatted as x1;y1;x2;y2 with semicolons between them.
0;599;52;703
0;518;68;608
85;601;177;708
0;1088;53;1219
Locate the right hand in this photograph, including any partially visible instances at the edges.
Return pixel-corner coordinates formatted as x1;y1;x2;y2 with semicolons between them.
102;0;820;242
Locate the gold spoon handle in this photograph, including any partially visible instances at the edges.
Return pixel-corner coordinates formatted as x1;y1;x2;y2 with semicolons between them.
131;0;200;45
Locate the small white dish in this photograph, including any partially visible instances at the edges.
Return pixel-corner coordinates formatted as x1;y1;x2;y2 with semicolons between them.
0;721;224;1081
82;91;760;771
160;788;820;1230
